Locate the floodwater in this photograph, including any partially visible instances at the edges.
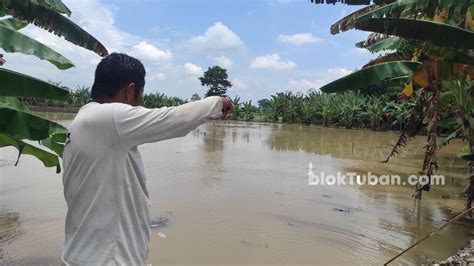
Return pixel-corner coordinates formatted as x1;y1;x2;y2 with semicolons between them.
0;113;471;265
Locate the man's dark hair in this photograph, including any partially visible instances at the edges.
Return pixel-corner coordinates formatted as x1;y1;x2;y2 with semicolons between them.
91;53;146;101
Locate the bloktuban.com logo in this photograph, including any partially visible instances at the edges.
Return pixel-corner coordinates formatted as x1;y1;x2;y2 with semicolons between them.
307;162;445;186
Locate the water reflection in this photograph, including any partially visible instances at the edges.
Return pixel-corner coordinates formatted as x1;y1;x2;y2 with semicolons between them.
196;126;226;190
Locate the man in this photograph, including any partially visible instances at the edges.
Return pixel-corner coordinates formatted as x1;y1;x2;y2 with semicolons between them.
62;53;233;265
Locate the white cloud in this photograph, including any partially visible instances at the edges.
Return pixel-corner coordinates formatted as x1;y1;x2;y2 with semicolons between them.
2;0;142;89
214;56;233;68
186;22;244;54
288;79;325;91
184;63;203;77
250;53;296;70
150;72;166;81
232;78;246;88
327;68;352;77
132;41;172;62
63;0;139;51
287;68;352;91
278;33;323;45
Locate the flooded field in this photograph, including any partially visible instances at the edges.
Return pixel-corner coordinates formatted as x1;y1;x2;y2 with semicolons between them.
0;113;471;265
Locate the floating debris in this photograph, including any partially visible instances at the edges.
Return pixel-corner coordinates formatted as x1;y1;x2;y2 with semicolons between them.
240;240;251;245
288;221;302;229
332;207;362;213
150;217;168;229
158;232;167;238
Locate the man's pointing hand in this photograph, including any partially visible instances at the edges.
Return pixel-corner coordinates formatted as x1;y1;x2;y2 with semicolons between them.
222;97;234;118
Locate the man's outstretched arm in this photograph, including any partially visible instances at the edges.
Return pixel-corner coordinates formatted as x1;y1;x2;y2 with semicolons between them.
113;96;233;148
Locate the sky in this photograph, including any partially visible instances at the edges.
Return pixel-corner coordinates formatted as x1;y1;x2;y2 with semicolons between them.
2;0;376;102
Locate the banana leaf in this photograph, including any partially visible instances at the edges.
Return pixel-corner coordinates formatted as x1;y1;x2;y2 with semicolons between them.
0;17;28;30
320;61;422;93
0;25;74;69
310;0;394;6
0;97;67;141
1;0;108;56
356;36;401;53
329;4;379;34
458;146;474;161
326;0;470;34
35;0;71;16
353;18;474;50
43;121;67;157
0;133;60;172
1;0;72;16
453;52;474;66
353;0;471;23
0;68;69;99
41;135;64;157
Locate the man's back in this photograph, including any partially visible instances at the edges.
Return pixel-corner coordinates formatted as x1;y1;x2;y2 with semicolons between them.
62;102;151;265
62;97;224;265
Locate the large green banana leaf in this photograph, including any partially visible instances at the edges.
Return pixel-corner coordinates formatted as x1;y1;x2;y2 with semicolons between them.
353;18;474;50
354;0;471;24
0;17;28;30
329;4;379;34
310;0;394;5
0;25;74;69
0;133;60;172
326;0;470;34
0;0;108;56
35;0;71;16
41;134;65;157
0;68;68;99
319;61;421;93
0;0;72;16
0;97;67;141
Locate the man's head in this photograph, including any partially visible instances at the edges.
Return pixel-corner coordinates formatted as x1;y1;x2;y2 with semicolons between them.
91;53;146;106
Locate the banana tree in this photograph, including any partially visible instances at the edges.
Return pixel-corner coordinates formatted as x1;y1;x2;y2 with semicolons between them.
0;0;108;172
313;0;474;202
241;100;255;121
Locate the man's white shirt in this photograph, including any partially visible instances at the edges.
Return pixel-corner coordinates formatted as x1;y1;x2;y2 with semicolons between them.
62;97;223;265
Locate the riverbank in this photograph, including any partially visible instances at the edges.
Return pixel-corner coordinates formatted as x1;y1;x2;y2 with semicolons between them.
439;241;474;264
28;106;79;113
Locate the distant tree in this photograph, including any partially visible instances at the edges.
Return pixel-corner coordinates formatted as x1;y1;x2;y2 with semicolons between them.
258;99;270;109
198;66;232;97
191;93;201;101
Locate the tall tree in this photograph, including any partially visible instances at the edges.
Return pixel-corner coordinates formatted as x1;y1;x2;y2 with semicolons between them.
190;93;201;101
198;66;232;97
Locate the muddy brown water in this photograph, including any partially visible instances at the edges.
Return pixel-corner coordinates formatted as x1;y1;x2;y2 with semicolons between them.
0;113;471;265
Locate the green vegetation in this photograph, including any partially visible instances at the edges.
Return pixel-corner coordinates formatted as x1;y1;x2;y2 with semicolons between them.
312;0;473;204
0;0;108;172
229;90;415;131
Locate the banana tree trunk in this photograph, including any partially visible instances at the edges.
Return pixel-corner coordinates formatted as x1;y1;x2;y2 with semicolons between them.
463;108;474;214
414;81;441;200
